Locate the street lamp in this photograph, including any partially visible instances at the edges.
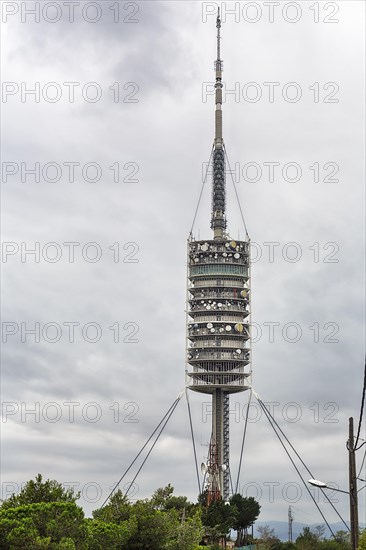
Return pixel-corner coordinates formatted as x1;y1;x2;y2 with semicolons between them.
308;476;358;550
307;417;360;550
308;479;349;494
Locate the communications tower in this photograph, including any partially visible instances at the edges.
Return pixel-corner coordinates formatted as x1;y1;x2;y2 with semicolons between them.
186;10;252;502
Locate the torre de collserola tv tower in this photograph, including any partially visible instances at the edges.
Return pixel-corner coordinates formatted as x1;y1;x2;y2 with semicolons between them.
186;9;252;503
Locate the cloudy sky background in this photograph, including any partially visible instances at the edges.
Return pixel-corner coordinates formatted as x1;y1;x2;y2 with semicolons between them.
1;0;365;529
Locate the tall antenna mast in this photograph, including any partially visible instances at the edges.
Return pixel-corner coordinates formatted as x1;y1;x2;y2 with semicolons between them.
211;8;227;239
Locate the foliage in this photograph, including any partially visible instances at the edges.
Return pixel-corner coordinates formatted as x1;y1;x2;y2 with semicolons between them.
257;524;279;541
257;524;282;549
0;501;88;549
268;542;296;550
358;529;366;550
201;499;238;543
150;484;198;517
127;499;179;550
295;526;321;549
93;485;204;550
0;475;80;510
165;509;204;550
314;525;326;540
150;484;175;510
0;478;262;549
92;490;131;524
320;541;349;550
229;494;260;546
86;517;137;549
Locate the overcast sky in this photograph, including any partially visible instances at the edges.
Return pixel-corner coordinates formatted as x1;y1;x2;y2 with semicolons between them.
1;0;365;530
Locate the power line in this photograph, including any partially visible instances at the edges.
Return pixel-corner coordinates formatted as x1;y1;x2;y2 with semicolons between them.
357;447;366;479
355;358;366;450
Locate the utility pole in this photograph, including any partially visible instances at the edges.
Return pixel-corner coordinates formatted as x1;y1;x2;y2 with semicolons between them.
348;417;359;550
288;505;293;543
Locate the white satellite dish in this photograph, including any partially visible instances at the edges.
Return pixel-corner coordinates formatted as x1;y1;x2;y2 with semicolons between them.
221;464;227;472
201;462;208;474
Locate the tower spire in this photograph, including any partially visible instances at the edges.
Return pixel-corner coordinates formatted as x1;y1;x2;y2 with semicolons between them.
216;7;221;65
211;8;227;239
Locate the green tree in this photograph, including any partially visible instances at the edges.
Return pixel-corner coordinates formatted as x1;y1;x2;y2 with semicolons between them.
334;530;351;547
165;509;204;550
1;474;79;509
317;529;351;550
150;485;197;518
150;485;174;510
56;539;77;550
229;494;260;546
295;526;320;550
0;502;88;549
86;516;137;549
201;499;238;544
125;499;179;550
358;529;366;550
314;525;326;541
257;524;281;549
319;541;349;550
92;490;131;524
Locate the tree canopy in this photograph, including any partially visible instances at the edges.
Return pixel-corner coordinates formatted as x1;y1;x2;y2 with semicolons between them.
0;475;358;550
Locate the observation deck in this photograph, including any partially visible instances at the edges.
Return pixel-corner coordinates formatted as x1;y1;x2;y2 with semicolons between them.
186;238;252;394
